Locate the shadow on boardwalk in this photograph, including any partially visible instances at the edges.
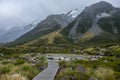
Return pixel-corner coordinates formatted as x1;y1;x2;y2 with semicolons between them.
33;60;59;80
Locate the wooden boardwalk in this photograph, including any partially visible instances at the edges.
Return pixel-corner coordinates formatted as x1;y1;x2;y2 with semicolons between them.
32;60;59;80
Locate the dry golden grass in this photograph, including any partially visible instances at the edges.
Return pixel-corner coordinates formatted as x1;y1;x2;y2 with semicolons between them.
25;30;62;46
85;67;115;80
94;67;115;80
41;30;62;43
0;74;27;80
80;32;93;42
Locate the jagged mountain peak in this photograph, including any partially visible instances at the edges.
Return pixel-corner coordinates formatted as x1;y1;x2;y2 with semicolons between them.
92;1;113;6
80;1;114;17
89;1;114;9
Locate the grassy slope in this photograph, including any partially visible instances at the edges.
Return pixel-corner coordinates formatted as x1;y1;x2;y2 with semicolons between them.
83;32;120;46
5;25;61;47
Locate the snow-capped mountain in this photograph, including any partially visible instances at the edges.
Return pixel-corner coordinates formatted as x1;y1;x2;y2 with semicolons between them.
0;22;38;43
5;1;120;46
11;11;79;45
61;1;120;42
0;9;79;44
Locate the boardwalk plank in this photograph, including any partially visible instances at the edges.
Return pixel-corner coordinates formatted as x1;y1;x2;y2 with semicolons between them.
33;60;59;80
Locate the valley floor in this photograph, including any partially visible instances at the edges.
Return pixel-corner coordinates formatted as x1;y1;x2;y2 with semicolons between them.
0;53;47;80
0;44;120;80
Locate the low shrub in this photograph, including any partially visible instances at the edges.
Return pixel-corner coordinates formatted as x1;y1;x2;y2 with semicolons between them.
56;68;80;80
94;67;115;80
21;63;31;71
14;58;25;65
0;66;10;75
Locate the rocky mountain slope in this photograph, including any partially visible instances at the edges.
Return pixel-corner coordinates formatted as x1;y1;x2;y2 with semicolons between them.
5;1;120;46
9;10;80;45
61;1;120;43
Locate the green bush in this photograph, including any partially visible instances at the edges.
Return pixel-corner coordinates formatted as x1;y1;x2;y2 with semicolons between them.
22;67;39;80
114;72;120;79
0;66;10;75
56;68;81;80
113;62;120;72
53;36;66;44
56;58;120;80
94;67;115;80
14;58;25;65
21;63;31;71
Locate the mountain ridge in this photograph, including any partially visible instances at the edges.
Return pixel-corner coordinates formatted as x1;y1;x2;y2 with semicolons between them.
61;1;120;43
6;10;81;46
0;23;37;43
5;1;120;46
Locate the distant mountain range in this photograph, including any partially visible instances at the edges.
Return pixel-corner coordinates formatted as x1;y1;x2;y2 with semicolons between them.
0;29;7;36
0;22;38;43
4;1;120;46
7;9;80;45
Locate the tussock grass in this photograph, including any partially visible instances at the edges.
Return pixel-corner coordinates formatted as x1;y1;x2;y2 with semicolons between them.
41;30;62;43
56;59;118;80
0;65;11;75
0;53;47;80
56;68;80;80
94;67;115;80
0;74;27;80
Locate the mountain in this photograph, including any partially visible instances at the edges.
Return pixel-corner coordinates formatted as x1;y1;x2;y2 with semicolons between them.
61;1;120;43
8;10;80;45
0;29;7;36
0;22;37;43
98;8;120;34
6;1;120;46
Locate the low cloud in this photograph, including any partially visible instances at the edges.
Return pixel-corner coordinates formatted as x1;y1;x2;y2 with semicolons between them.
0;0;119;30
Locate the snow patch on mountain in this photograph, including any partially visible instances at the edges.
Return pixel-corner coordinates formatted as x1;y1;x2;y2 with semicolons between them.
68;9;81;18
97;12;111;19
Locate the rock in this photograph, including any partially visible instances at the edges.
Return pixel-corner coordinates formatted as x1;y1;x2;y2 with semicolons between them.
0;53;4;56
12;74;26;80
75;66;86;73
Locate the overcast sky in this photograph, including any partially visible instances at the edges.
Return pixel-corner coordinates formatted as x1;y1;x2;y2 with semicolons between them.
0;0;120;30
